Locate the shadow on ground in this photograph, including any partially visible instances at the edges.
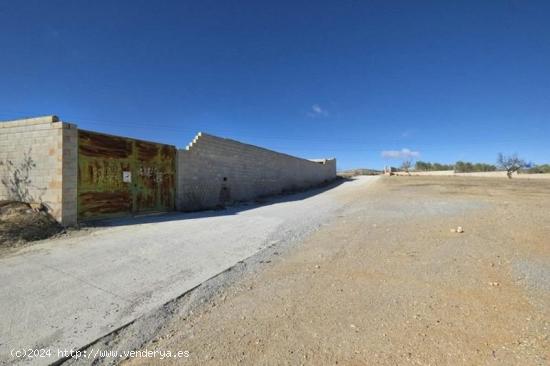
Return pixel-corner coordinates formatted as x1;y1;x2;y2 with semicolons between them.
84;177;352;228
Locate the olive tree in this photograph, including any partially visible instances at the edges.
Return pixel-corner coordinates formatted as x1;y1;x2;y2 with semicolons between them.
401;160;412;175
497;153;526;179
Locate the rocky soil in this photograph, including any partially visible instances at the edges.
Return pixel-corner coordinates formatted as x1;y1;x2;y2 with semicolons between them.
0;201;62;250
82;176;549;365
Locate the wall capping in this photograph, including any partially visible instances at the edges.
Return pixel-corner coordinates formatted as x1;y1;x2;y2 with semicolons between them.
0;115;60;128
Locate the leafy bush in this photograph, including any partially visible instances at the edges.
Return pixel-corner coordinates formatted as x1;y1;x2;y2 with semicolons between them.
526;164;550;174
414;161;454;171
454;161;497;173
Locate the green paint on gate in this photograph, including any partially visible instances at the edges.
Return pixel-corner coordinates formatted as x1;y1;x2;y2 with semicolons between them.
77;130;176;220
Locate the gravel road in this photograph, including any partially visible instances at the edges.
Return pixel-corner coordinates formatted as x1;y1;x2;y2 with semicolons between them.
0;177;376;365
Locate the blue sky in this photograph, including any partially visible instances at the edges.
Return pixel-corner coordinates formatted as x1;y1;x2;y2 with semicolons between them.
1;1;549;170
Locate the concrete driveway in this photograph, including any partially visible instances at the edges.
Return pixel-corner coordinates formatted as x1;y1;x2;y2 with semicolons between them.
0;177;376;365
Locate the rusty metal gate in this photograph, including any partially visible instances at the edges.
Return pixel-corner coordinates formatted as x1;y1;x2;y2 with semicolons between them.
77;130;176;220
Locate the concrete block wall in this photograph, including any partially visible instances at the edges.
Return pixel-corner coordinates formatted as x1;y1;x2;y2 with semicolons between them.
176;132;336;211
0;116;78;225
2;116;337;223
61;125;78;225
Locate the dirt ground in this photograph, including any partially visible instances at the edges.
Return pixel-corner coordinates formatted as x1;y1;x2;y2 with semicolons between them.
123;176;549;365
0;201;62;250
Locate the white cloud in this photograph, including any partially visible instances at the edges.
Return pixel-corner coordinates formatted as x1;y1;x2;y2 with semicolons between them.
381;148;420;159
307;104;328;117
